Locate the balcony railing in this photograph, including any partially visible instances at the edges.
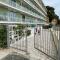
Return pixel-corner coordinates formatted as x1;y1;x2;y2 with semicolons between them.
0;14;8;21
0;14;22;22
0;14;42;24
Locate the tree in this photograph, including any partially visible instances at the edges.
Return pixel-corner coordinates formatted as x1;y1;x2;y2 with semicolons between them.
46;6;59;23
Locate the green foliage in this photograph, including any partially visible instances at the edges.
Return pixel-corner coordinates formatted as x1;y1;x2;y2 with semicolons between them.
46;6;59;22
16;24;26;36
17;24;26;30
16;24;31;36
0;25;7;48
26;30;31;36
18;30;24;36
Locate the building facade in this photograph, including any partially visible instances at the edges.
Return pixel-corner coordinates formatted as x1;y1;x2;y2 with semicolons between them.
0;0;58;60
0;0;47;24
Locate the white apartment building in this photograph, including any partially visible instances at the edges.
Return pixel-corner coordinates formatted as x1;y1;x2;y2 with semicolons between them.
0;0;47;24
0;0;58;60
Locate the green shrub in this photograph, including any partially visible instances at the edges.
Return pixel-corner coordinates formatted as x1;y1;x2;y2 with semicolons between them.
16;24;31;36
0;25;7;48
26;30;31;36
18;30;24;36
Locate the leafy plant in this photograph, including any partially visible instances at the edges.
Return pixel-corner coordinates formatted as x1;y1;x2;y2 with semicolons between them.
46;6;59;23
26;30;31;36
16;24;31;36
0;25;7;48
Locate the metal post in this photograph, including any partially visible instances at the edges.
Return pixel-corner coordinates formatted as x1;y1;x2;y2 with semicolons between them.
7;25;10;48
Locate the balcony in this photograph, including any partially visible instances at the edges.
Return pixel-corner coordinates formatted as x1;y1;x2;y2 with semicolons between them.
0;14;22;22
34;0;47;15
0;14;8;21
0;14;43;24
0;0;44;20
23;0;45;17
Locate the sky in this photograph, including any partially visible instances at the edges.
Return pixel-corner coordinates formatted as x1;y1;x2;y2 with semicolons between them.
42;0;60;18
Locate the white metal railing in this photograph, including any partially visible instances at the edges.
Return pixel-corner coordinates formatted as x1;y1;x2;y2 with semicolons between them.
9;17;22;22
0;13;45;24
0;14;22;22
9;28;28;52
0;14;37;24
34;28;57;60
0;14;8;21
